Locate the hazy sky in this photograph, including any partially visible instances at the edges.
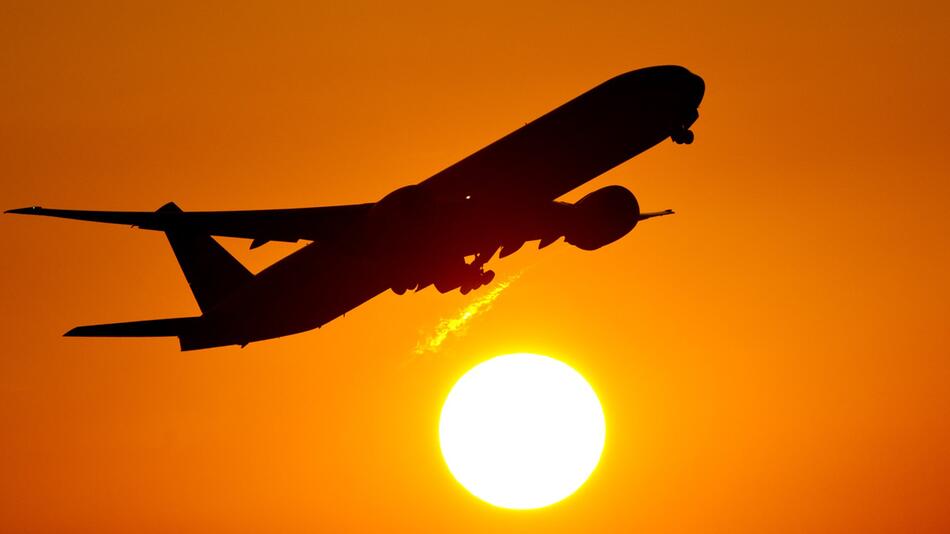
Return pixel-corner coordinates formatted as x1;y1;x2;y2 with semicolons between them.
2;1;948;532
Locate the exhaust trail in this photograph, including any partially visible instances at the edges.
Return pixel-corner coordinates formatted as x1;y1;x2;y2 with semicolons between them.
413;272;521;356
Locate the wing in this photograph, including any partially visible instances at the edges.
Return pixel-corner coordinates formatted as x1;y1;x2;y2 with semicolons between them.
416;66;704;205
6;202;374;245
8;67;703;243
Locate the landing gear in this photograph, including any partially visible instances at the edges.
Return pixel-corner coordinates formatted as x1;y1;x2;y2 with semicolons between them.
395;250;498;296
460;269;494;295
671;128;694;145
433;261;495;294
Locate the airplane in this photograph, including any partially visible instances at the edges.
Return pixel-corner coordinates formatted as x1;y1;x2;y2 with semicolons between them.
7;65;704;351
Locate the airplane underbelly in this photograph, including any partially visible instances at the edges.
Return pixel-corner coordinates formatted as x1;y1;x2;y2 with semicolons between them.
195;242;389;345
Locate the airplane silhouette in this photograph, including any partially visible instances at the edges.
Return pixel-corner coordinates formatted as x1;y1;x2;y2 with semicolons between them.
7;65;704;350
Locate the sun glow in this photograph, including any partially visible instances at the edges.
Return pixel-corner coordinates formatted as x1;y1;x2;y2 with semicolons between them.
439;354;606;509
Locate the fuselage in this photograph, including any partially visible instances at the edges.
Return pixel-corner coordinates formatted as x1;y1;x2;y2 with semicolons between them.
179;66;705;348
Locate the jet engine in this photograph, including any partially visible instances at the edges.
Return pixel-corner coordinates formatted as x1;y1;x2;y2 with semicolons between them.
564;185;640;251
369;184;428;227
366;184;439;250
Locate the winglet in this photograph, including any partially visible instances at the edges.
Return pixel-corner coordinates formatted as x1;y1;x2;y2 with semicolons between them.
638;209;674;221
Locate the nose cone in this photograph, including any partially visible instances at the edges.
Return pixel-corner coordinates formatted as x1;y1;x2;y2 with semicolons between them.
685;70;705;109
658;66;704;107
632;65;704;108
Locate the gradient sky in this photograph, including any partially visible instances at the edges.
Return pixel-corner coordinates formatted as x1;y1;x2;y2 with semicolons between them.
2;1;949;532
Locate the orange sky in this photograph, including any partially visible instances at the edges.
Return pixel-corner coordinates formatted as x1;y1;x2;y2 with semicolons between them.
2;1;949;532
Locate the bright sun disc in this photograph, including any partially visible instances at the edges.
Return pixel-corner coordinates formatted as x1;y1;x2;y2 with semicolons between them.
439;353;606;509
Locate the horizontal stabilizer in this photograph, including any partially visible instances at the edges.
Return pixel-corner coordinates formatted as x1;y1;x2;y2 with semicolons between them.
65;317;199;338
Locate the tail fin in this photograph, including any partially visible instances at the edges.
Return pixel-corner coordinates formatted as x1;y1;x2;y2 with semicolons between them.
65;317;198;338
158;202;253;313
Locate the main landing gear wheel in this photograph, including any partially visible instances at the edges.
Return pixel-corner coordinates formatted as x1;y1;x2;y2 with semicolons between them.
459;269;495;295
671;129;694;145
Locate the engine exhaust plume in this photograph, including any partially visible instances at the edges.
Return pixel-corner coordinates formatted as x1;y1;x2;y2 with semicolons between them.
413;273;520;355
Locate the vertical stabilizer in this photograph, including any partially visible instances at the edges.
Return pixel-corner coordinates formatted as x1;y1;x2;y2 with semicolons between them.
158;202;254;313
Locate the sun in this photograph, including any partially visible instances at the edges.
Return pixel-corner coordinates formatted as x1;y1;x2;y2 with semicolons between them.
439;353;606;509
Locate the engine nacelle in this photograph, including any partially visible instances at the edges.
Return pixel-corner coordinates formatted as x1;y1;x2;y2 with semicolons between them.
564;185;640;251
369;184;428;226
